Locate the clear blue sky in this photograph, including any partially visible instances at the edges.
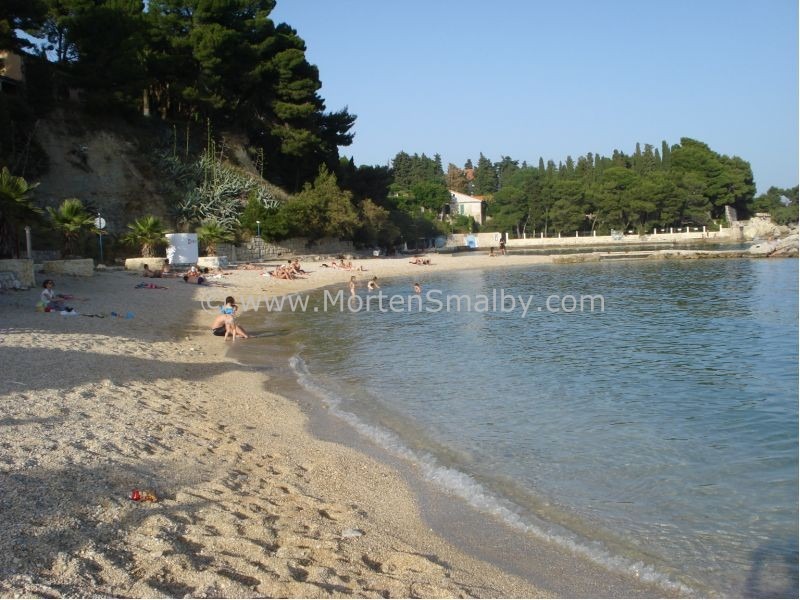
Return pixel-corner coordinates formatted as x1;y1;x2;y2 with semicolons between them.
272;0;798;194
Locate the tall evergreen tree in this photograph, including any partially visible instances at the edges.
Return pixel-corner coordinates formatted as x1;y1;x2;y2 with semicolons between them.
473;153;497;195
661;140;671;170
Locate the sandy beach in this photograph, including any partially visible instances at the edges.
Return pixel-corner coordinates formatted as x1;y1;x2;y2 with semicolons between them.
0;252;684;598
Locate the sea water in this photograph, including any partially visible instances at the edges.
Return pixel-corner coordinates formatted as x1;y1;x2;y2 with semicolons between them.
236;258;798;597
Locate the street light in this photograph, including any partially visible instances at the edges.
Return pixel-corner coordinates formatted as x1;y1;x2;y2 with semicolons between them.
256;220;261;238
94;213;107;263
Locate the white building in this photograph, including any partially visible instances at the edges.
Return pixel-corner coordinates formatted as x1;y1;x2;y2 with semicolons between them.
448;190;486;225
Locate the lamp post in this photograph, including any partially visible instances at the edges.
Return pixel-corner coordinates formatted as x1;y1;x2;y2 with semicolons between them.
24;226;32;259
256;220;261;238
94;213;107;263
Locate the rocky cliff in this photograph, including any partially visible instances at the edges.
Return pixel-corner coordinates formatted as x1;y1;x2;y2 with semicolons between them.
31;109;172;236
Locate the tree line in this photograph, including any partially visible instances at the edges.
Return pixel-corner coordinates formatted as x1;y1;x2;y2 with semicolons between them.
1;1;796;259
1;0;354;191
334;139;797;247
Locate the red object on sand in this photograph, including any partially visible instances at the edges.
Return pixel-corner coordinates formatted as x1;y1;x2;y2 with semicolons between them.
130;488;158;502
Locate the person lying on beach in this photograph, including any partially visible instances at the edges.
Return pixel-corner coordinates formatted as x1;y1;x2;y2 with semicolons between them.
200;267;232;280
183;274;206;285
40;279;74;311
237;262;261;270
135;282;168;289
265;265;294;280
409;256;432;265
211;309;248;338
343;260;366;271
142;264;162;278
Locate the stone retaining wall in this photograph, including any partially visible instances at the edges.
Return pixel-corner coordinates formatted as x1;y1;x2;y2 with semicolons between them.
0;259;35;288
218;237;355;262
125;256;229;270
41;258;94;276
124;257;167;271
446;228;737;249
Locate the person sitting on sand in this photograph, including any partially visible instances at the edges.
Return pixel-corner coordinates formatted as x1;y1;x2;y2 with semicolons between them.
286;260;307;278
291;259;307;275
211;300;248;338
220;296;240;341
160;261;173;277
40;279;74;312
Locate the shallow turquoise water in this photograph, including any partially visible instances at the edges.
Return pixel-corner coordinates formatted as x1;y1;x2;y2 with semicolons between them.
241;259;798;597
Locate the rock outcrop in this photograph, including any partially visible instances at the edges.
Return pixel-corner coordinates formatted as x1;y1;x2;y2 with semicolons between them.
748;231;798;258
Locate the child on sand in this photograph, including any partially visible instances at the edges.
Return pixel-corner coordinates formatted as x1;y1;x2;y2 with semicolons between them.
221;296;239;341
40;279;73;312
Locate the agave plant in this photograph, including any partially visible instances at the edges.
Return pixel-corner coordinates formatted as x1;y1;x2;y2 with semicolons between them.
122;216;168;257
0;167;42;257
196;218;233;256
46;198;95;256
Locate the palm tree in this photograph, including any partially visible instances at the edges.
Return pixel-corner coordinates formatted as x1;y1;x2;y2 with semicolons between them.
0;167;42;257
196;218;233;256
122;216;167;257
46;198;95;257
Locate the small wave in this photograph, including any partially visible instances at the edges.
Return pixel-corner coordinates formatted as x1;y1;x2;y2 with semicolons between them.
288;353;695;596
